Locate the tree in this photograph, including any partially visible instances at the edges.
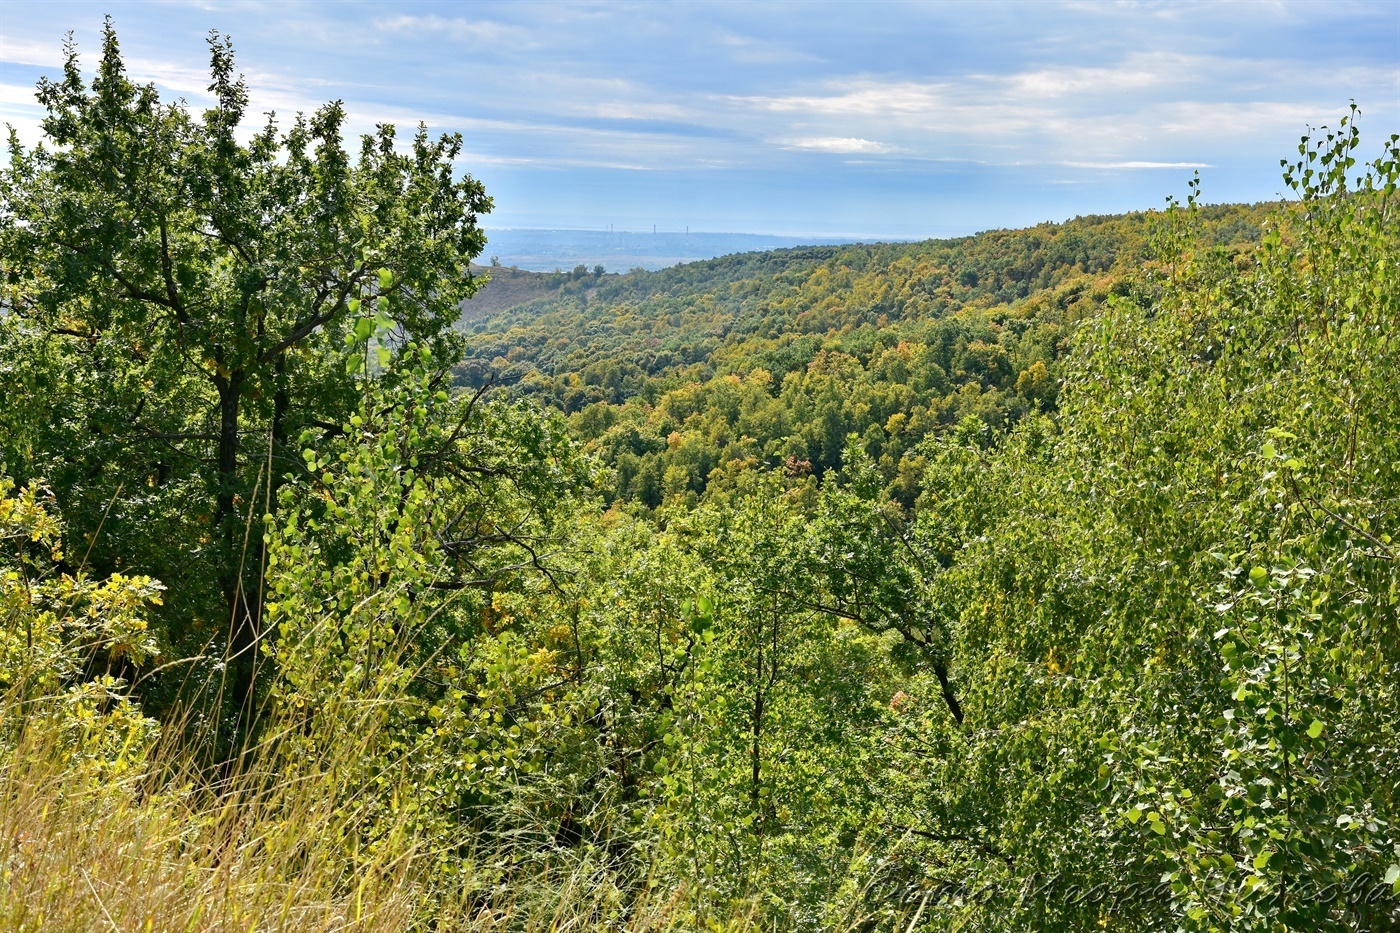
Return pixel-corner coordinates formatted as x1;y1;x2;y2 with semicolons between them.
0;20;491;731
865;118;1400;930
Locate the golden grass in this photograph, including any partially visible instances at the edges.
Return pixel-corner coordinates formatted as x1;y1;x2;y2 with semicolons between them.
0;691;782;933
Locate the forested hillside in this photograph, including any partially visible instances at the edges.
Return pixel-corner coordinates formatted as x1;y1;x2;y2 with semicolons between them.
2;28;1397;933
456;204;1271;506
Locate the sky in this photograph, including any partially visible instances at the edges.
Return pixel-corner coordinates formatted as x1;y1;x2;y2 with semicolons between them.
1;1;1397;239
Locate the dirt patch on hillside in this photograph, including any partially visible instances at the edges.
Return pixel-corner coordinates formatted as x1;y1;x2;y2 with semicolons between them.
460;265;561;320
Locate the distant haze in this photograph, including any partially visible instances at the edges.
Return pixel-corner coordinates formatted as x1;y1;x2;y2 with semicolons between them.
481;228;882;273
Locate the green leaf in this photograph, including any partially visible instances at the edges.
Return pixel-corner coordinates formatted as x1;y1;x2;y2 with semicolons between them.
1385;864;1400;891
1126;807;1142;824
1262;441;1277;459
378;268;393;290
1253;850;1272;870
1307;720;1324;739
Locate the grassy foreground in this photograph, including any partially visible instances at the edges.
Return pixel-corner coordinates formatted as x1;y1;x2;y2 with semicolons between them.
0;692;790;932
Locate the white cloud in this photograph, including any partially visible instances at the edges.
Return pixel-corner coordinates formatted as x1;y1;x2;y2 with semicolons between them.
733;53;1202;124
0;37;64;68
716;46;1400;169
455;151;662;171
0;82;43;107
1153;100;1354;136
374;15;526;46
1;83;55;148
777;136;896;154
999;57;1185;98
717;32;819;66
736;80;949;116
1064;160;1213;169
587;101;692;120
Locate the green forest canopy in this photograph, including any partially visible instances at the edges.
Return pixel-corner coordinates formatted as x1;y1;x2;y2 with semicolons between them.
455;203;1273;508
1;28;1397;932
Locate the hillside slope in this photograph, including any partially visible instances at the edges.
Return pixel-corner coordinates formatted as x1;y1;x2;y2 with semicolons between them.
456;203;1274;506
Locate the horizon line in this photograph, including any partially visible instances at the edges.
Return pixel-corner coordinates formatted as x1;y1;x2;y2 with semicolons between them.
481;225;915;240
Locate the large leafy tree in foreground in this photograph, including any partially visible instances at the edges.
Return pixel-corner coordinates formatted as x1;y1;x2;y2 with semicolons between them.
0;21;490;723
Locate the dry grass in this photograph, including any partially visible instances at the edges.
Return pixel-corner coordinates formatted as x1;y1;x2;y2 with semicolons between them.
0;720;412;932
0;691;780;933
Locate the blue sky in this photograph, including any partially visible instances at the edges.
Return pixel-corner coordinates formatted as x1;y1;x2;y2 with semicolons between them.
2;1;1397;238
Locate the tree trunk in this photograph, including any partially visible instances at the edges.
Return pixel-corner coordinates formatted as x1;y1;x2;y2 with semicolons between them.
214;371;256;742
934;661;964;725
256;357;290;641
